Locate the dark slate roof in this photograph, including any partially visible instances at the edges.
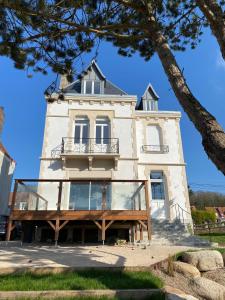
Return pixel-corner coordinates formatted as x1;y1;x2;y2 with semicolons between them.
62;60;127;95
63;79;126;95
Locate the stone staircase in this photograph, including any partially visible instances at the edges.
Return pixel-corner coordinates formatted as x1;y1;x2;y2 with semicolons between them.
144;220;213;246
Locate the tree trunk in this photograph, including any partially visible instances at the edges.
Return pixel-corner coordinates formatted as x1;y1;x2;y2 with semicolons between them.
148;18;225;175
196;0;225;60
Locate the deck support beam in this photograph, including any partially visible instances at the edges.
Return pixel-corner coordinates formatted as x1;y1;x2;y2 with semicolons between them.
102;219;105;245
138;220;147;230
55;218;60;246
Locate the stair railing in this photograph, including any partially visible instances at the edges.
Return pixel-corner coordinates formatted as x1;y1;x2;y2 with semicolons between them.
171;203;192;224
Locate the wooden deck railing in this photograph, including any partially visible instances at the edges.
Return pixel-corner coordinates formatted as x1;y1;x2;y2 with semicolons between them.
6;179;151;244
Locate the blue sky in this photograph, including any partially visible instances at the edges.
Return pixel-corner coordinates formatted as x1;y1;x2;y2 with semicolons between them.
0;29;225;193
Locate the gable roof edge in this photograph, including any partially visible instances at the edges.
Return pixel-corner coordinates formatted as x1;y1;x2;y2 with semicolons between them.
142;83;159;99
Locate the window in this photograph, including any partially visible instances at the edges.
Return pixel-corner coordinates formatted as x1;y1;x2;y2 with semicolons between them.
146;125;161;151
144;99;158;111
84;80;101;94
95;117;110;144
74;117;89;144
94;81;101;94
150;171;165;200
69;182;111;210
85;81;92;94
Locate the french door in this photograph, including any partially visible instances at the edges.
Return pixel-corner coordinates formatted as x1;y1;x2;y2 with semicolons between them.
150;171;166;219
74;117;89;152
95;118;110;153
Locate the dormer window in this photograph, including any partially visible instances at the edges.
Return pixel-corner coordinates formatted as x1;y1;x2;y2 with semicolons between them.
136;83;159;111
84;80;101;94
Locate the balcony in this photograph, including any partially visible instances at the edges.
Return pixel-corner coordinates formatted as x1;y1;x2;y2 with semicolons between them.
142;145;169;153
52;138;120;170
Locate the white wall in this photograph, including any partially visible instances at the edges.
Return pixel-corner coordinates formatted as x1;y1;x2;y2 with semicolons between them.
0;152;15;216
39;96;191;222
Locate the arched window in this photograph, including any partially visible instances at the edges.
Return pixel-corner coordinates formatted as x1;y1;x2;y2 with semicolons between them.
146;125;161;151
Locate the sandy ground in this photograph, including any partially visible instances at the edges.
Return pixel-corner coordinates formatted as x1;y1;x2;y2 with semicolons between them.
0;244;198;269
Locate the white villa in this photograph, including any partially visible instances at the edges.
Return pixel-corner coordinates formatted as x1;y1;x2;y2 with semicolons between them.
7;61;192;244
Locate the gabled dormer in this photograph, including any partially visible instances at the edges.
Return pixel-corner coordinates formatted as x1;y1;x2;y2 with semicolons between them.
60;60;127;96
136;83;159;111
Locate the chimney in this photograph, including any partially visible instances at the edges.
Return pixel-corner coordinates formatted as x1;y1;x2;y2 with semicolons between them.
59;75;69;90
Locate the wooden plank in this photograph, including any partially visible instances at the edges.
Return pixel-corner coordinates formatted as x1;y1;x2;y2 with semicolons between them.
144;180;151;240
138;220;147;230
105;220;114;231
59;220;69;231
93;220;102;230
11;210;148;221
47;220;55;231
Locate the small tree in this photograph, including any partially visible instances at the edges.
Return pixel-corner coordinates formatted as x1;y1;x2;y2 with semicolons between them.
192;209;216;224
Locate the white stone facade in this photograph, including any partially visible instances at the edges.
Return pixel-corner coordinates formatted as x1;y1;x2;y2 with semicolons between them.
39;61;192;225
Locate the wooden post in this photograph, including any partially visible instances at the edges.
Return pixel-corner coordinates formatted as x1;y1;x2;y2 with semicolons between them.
144;180;151;240
140;224;143;241
102;219;105;245
55;218;60;246
6;180;18;241
134;223;137;241
57;181;63;211
81;228;85;244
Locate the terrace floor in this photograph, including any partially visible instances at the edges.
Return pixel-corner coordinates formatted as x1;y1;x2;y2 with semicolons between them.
0;245;198;270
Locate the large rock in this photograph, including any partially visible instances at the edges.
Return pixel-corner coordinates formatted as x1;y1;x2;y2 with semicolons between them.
164;286;198;300
173;261;200;278
192;277;225;300
182;250;224;271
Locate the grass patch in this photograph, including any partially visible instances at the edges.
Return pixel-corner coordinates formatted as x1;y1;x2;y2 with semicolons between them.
198;233;225;244
214;247;225;254
0;270;163;291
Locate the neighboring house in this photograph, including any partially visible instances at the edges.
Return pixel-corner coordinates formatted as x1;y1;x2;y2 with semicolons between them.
0;108;16;217
205;206;225;220
7;61;192;244
0;144;15;216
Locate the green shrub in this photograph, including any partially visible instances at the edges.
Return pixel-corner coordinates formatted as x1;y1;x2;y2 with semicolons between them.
191;209;216;225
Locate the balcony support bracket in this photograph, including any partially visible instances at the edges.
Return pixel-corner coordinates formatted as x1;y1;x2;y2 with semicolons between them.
88;156;93;171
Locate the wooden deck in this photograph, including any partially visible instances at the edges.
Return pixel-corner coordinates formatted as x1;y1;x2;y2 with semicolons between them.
6;179;151;244
11;210;148;221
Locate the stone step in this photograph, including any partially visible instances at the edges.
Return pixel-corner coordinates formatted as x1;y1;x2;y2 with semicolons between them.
0;241;22;247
